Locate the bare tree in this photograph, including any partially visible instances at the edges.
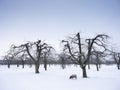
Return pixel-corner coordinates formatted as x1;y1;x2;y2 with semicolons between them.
43;47;53;71
3;45;17;68
91;51;107;71
112;52;120;69
4;54;12;68
16;51;28;68
58;52;67;69
13;40;53;73
62;32;109;78
116;53;120;69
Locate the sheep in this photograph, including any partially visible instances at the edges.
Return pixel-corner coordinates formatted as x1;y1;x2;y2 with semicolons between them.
69;74;77;79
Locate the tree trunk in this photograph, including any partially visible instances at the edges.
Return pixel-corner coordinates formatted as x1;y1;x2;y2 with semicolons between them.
44;59;47;71
7;61;10;68
88;64;90;69
82;66;87;78
61;64;66;69
17;63;19;67
96;64;99;71
22;61;24;68
35;62;39;73
8;63;10;68
98;64;101;68
44;63;47;71
22;63;24;69
117;64;120;70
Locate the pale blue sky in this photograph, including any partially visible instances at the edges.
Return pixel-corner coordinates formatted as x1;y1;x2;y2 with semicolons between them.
0;0;120;57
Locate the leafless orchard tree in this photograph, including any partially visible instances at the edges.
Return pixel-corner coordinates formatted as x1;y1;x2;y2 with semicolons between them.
62;32;109;78
111;52;120;70
13;40;53;73
58;52;68;69
8;44;27;68
4;54;12;68
15;51;28;68
3;45;17;68
43;47;53;71
91;51;107;71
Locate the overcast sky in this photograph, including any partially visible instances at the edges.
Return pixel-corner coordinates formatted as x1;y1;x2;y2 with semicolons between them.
0;0;120;58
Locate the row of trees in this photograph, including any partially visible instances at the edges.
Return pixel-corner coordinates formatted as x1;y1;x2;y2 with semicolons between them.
1;32;120;78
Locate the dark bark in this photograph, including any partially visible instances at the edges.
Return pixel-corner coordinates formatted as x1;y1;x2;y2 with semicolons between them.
35;62;39;73
61;63;66;69
77;33;82;63
22;60;24;68
8;63;10;68
96;64;99;71
61;57;66;69
44;59;47;71
118;54;120;70
7;60;10;68
17;63;19;67
82;66;87;78
113;53;120;70
44;63;47;71
117;64;120;70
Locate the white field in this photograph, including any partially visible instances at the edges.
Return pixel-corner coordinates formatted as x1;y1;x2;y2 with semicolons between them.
0;65;120;90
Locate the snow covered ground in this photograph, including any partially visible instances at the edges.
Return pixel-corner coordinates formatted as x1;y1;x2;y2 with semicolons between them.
0;65;120;90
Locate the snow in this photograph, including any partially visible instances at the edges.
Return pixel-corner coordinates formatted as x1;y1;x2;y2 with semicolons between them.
0;65;120;90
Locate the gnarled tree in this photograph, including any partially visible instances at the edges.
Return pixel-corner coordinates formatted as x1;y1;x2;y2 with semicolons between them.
62;32;109;78
13;40;53;73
